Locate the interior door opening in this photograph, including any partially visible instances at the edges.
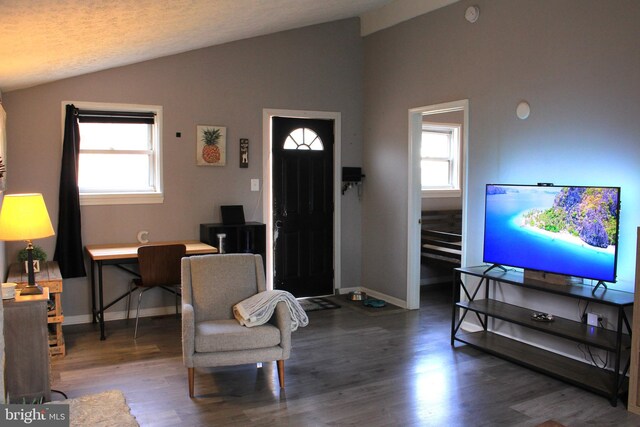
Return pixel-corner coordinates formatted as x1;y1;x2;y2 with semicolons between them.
407;100;468;309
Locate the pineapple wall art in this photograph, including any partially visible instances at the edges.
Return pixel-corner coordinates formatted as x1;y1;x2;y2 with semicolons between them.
197;125;227;166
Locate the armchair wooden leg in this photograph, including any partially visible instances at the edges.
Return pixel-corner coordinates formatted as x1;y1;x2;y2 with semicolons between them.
276;360;285;389
188;367;195;398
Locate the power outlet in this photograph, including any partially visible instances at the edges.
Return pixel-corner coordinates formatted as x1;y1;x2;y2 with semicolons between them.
586;312;603;327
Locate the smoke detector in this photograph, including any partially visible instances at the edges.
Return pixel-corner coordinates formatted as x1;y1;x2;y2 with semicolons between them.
465;6;480;23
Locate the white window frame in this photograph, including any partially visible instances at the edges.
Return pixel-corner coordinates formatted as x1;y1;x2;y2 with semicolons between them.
63;101;164;206
420;122;461;198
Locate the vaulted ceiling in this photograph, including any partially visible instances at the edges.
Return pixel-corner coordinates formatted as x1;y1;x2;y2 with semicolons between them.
0;0;457;92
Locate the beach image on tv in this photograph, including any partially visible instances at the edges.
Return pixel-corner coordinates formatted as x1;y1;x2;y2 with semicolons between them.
483;185;619;282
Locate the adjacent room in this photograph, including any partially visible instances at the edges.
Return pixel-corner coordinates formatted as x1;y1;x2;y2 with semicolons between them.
1;0;640;425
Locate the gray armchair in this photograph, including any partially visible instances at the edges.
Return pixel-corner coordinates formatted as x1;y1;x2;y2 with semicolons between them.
181;253;291;398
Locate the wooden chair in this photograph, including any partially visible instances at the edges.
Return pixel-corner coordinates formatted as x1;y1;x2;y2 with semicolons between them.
126;244;186;339
181;254;292;397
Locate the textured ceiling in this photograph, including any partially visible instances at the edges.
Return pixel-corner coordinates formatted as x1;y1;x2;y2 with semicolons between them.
0;0;395;92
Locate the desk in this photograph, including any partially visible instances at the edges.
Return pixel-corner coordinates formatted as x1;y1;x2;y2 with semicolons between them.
85;240;217;340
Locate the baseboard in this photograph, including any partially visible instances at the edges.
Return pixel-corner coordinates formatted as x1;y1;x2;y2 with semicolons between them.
421;275;451;285
336;286;359;295
63;305;180;326
337;286;408;308
358;287;408;309
459;320;483;333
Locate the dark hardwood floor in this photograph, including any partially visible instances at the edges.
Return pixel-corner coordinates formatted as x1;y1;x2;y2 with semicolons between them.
51;285;640;426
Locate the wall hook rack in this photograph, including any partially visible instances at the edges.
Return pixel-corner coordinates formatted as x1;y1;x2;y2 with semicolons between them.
341;167;365;195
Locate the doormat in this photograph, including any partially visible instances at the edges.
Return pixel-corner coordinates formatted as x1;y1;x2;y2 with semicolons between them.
298;297;341;312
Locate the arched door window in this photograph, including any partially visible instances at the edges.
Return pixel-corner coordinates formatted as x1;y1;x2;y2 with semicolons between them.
283;127;324;150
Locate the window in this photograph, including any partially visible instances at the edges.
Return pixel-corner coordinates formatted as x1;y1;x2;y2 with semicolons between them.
70;102;163;205
420;123;461;197
283;128;324;150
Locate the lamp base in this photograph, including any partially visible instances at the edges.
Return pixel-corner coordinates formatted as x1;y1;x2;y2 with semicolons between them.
19;284;43;295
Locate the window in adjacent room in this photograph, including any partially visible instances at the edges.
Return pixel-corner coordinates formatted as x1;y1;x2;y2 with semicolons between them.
72;102;163;205
420;123;461;198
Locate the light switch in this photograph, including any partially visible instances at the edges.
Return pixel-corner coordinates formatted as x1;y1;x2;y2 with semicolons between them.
251;179;260;192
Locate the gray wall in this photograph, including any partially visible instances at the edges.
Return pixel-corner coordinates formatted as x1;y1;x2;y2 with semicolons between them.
4;0;640;319
362;0;640;301
3;19;364;319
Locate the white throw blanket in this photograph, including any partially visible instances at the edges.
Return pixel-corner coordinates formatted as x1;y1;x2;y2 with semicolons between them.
233;290;309;331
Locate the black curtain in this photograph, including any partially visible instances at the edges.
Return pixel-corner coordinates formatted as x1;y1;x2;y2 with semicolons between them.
53;104;86;278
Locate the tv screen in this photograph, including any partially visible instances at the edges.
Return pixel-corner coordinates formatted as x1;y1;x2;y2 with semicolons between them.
483;184;620;283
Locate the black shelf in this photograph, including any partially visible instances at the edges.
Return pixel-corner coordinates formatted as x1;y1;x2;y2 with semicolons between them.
458;299;629;352
200;222;266;262
451;266;633;406
456;331;623;398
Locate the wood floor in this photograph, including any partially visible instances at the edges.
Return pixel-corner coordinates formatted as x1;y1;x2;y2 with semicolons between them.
51;285;640;426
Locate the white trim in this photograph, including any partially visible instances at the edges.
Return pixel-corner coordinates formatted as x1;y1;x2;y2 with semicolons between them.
359;287;407;309
262;109;341;293
407;99;468;309
61;101;164;206
421;189;461;198
79;193;164;206
63;304;178;325
336;285;408;309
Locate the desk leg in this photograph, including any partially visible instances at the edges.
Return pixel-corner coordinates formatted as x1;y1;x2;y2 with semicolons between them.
98;261;106;340
90;260;97;323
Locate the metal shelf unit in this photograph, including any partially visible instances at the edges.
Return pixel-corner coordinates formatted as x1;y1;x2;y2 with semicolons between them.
451;266;633;406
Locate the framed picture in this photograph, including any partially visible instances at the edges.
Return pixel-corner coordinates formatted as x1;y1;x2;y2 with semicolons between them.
197;125;226;166
239;138;249;168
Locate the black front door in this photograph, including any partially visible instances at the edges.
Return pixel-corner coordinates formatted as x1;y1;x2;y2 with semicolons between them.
272;116;334;297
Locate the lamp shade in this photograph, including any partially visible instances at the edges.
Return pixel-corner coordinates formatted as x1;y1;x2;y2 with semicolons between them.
0;193;55;241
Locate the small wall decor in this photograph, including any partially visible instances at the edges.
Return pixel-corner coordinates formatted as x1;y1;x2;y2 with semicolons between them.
197;125;226;166
239;138;249;168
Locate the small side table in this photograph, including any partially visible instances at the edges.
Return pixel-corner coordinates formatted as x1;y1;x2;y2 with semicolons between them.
7;261;65;357
3;288;51;402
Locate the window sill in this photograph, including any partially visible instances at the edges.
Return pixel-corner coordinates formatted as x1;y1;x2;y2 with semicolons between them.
80;193;164;206
422;189;461;199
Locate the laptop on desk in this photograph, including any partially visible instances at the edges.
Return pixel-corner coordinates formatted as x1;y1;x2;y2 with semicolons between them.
220;205;245;225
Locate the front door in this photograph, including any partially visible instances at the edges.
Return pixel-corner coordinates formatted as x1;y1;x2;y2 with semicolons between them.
272;116;334;297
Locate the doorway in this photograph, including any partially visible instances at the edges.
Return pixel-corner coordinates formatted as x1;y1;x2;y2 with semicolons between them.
263;109;342;297
407;100;469;309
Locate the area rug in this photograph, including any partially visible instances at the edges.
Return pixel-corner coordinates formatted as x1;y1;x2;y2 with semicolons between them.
333;294;407;317
298;297;340;312
51;390;138;427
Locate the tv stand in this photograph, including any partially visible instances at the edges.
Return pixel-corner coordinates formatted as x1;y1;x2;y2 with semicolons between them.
451;266;633;406
483;264;507;275
593;280;608;295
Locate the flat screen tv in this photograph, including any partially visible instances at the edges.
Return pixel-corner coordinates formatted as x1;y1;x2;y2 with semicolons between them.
483;184;621;283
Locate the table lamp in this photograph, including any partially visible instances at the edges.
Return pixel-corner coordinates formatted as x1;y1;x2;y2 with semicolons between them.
0;193;55;295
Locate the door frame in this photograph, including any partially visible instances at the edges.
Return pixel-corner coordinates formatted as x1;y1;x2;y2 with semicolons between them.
407;100;469;309
262;109;341;292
